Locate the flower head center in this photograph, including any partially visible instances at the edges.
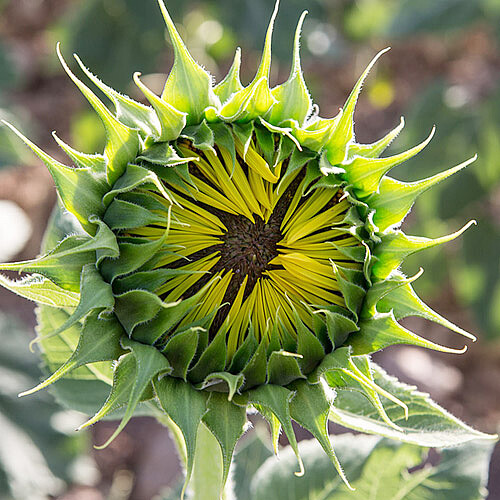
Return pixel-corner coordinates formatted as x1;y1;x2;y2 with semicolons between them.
219;213;281;291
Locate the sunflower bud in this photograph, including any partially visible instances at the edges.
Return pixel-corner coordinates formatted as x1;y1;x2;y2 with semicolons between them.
0;0;489;495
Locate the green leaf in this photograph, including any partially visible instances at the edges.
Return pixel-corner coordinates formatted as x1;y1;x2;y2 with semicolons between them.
267;351;305;386
343;127;435;196
231;425;274;500
158;0;218;124
329;362;495;447
326;48;390;165
100;236;165;283
251;434;495;500
378;281;476;341
162;328;200;380
0;312;87;499
72;54;161;137
104;197;166;230
78;353;153;430
329;439;495;500
95;337;171;448
295;312;325;374
36;306;112;385
361;269;423;319
2;121;109;235
154;376;209;496
202;372;244;401
57;44;140;186
0;274;79;308
348;117;405;159
288;379;352;489
217;1;279;122
137;141;196;166
180;120;215;150
331;264;366;319
190;422;228;500
35;263;114;342
307;347;351;384
315;305;359;348
19;311;125;397
213;48;243;104
134;72;187;141
1;220;118;292
102;163;173;206
188;329;227;384
348;311;468;355
202;392;247;486
266;11;311;127
372;220;476;280
367;155;476;231
53;132;106;171
246;384;304;476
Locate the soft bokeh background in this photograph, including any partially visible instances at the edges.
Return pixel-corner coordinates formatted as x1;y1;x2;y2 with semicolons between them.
0;0;499;498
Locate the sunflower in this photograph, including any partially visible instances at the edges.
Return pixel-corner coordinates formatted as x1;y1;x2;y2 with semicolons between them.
0;0;489;496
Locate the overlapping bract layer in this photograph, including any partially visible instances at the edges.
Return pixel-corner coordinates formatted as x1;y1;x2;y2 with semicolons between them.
0;0;490;494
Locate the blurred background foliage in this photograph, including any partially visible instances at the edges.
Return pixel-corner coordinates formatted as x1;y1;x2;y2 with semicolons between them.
0;0;499;498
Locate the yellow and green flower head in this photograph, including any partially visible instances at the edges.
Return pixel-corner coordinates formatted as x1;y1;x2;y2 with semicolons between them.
0;0;488;493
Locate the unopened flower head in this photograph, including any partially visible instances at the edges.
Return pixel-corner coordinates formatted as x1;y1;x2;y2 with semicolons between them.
0;0;481;492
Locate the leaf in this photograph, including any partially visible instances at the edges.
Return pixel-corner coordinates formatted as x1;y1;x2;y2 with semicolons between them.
154;376;209;496
366;155;476;231
267;351;305;386
19;311;125;396
162;328;199;380
0;274;80;308
378;281;476;341
266;10;311;127
372;220;476;280
246;384;304;475
231;426;274;500
216;1;279;122
77;353;153;430
134;72;187;141
188;329;227;384
2;121;109;235
348;117;405;159
33;263;114;343
251;434;380;500
288;379;352;489
347;311;468;355
250;434;495;500
158;0;218;124
343;127;435;196
330;439;495;500
72;54;161;137
95;338;171;448
325;48;390;165
329;362;495;447
202;372;244;401
0;220;118;292
213;48;243;104
57;44;140;185
0;312;87;499
202;392;247;486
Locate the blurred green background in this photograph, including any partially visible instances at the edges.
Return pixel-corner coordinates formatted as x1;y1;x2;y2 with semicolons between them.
0;0;499;498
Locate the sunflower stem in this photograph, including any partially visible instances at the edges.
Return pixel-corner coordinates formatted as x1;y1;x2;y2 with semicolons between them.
157;408;233;500
191;422;234;500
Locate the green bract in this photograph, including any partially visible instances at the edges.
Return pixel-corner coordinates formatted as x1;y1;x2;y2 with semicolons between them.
0;0;494;496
